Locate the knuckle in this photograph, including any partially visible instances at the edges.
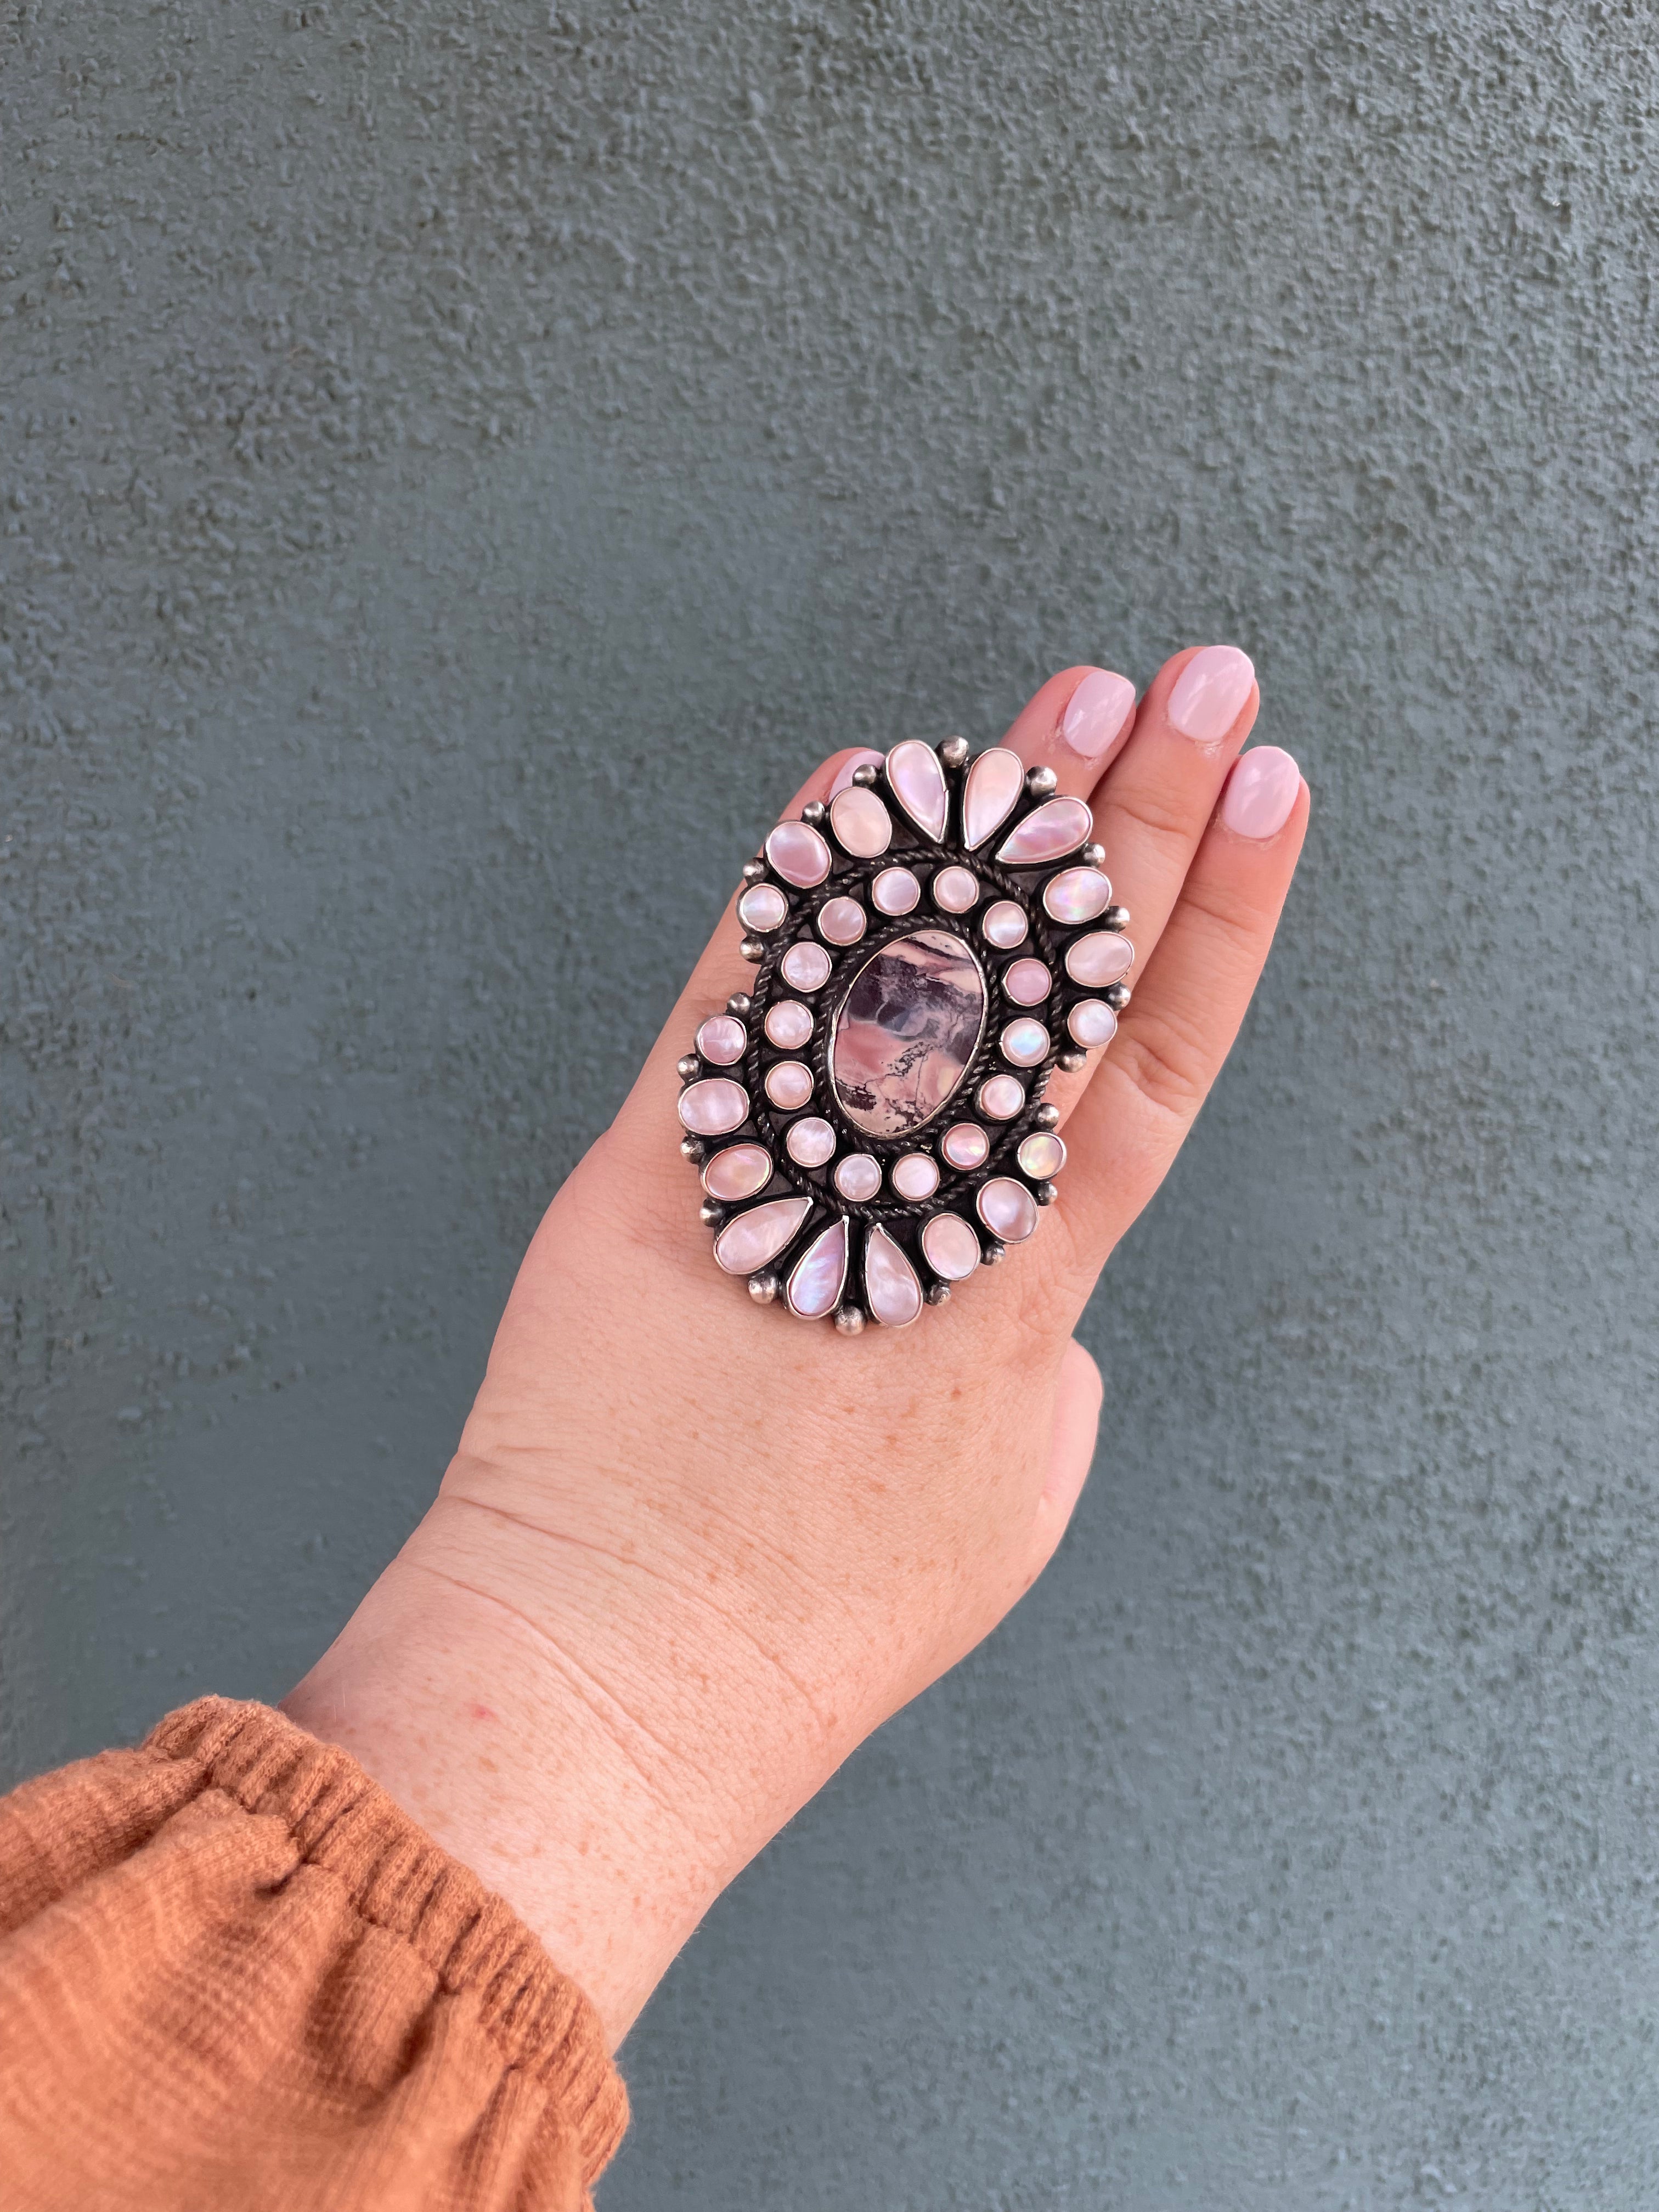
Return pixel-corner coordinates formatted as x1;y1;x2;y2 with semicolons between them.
1108;1002;1215;1125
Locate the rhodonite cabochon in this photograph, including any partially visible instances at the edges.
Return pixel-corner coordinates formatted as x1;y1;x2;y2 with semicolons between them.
675;736;1134;1331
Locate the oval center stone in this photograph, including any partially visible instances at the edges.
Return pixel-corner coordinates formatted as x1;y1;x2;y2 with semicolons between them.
830;927;987;1138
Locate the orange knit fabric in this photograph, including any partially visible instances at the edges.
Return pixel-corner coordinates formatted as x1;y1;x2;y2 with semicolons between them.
0;1699;628;2212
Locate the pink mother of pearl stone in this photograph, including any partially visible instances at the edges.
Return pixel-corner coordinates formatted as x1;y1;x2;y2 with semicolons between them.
941;1121;990;1169
978;1177;1039;1242
713;1194;811;1274
996;795;1092;867
828;786;893;859
885;739;949;841
1002;958;1051;1006
978;1073;1025;1119
1000;1018;1051;1067
765;1060;814;1109
961;747;1025;850
981;900;1028;949
931;866;979;913
1017;1131;1066;1180
737;883;788;933
1068;999;1118;1048
872;866;922;915
678;1077;749;1135
817;896;867;946
922;1211;981;1282
764;999;815;1049
765;820;832;888
1043;865;1113;923
864;1226;922;1327
890;1152;939;1200
696;1014;748;1064
780;940;832;991
1066;932;1135;986
787;1217;849;1318
703;1143;773;1200
834;1153;882;1201
786;1116;837;1167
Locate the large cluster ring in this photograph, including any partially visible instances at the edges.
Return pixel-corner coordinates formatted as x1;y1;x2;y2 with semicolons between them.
676;739;1134;1331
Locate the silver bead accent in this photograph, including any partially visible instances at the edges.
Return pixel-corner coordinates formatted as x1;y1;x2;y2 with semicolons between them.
801;799;827;827
1025;764;1058;798
740;935;766;963
924;1280;953;1306
938;735;969;770
834;1304;866;1336
1081;842;1107;869
851;763;881;787
1034;1181;1058;1207
677;1053;701;1083
981;1238;1007;1266
1103;982;1132;1011
748;1269;781;1305
726;991;753;1017
742;858;768;884
699;1199;726;1228
1057;1046;1087;1073
1035;1101;1060;1129
680;1136;707;1165
1104;905;1130;931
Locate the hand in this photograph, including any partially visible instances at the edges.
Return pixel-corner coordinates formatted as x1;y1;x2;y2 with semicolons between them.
284;648;1308;2045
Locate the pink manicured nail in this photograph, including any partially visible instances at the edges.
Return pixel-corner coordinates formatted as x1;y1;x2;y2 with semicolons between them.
1059;668;1136;765
829;747;886;795
1167;645;1256;742
1221;746;1301;838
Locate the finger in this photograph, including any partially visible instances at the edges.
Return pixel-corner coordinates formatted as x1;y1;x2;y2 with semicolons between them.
1057;745;1309;1277
1023;1337;1103;1580
997;664;1139;795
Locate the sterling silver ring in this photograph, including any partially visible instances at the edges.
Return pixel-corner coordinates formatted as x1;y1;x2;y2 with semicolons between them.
676;738;1135;1330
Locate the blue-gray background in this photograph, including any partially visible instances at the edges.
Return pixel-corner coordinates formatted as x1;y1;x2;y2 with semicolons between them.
4;3;1657;2205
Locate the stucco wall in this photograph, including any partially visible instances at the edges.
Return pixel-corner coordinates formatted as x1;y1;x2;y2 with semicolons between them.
5;3;1658;2204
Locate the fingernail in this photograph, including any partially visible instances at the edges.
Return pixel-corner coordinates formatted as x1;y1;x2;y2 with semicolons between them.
830;748;886;795
1058;668;1137;765
1221;746;1301;839
1167;645;1256;743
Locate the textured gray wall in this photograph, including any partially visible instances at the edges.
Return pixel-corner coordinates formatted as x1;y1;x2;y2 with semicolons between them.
4;1;1658;2203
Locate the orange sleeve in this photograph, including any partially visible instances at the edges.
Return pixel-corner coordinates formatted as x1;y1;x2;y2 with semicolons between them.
0;1698;627;2212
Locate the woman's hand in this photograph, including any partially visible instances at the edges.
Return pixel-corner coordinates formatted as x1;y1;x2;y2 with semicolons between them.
284;648;1307;2045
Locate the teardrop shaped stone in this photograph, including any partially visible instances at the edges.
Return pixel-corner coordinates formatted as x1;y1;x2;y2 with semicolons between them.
865;1226;922;1328
678;1077;749;1135
713;1195;811;1274
961;747;1025;849
886;740;949;840
787;1217;848;1318
995;795;1093;867
830;928;986;1138
1066;932;1135;986
829;785;893;859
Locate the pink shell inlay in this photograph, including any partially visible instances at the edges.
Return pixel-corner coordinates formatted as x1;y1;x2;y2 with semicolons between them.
834;1154;882;1201
922;1212;981;1282
941;1122;990;1169
786;1116;837;1167
1017;1131;1066;1180
872;866;922;916
1043;866;1113;924
780;941;833;991
765;1000;815;1049
1003;959;1051;1006
996;795;1092;867
765;1060;814;1110
703;1143;773;1201
713;1194;811;1274
865;1226;922;1327
696;1015;748;1064
817;896;867;946
890;1153;939;1200
1068;1000;1118;1048
1066;932;1134;986
787;1217;849;1318
766;820;832;889
828;786;893;859
981;900;1028;949
678;1077;749;1135
978;1073;1025;1120
931;866;979;913
1000;1018;1050;1067
961;747;1025;851
886;739;949;841
737;884;788;933
978;1177;1039;1243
